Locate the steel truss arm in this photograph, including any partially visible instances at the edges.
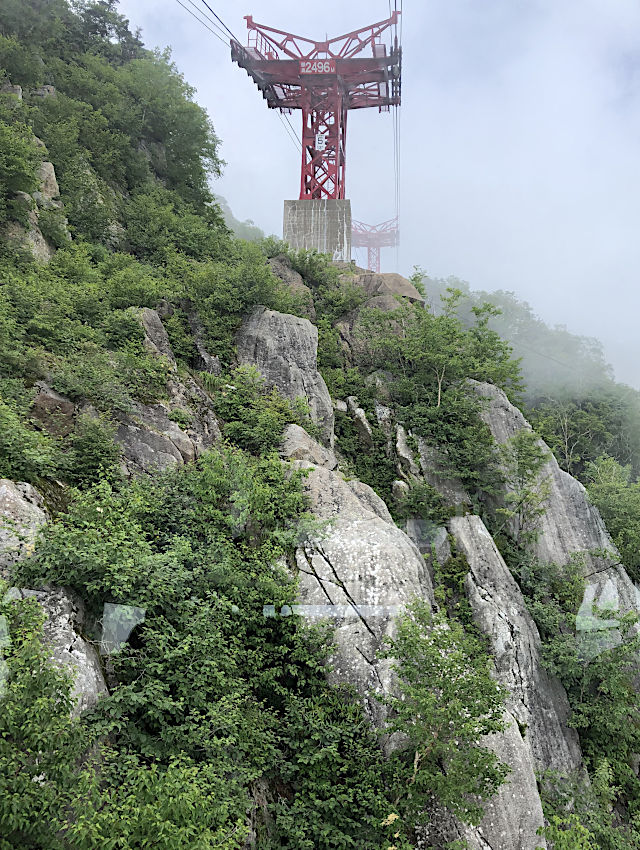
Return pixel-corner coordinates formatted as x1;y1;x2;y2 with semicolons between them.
242;13;400;60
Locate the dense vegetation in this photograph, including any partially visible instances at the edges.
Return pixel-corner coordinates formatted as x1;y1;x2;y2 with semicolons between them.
0;2;509;848
3;2;640;849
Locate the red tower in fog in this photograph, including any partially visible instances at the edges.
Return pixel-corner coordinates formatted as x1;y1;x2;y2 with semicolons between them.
352;217;399;273
231;13;401;201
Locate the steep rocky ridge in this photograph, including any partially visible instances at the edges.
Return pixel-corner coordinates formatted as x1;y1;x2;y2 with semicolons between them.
472;380;640;620
275;417;555;849
4;272;635;845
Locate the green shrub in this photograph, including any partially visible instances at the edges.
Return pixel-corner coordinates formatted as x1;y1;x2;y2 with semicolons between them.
0;110;41;227
61;413;121;489
0;394;57;482
212;365;320;454
37;206;70;249
380;600;508;834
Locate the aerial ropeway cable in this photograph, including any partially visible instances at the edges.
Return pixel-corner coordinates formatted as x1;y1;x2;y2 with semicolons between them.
172;0;302;153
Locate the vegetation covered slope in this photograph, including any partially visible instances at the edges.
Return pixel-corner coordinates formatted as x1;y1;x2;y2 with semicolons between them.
2;3;640;849
0;3;508;848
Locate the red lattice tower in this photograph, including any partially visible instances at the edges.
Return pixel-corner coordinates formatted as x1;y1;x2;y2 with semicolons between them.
352;217;399;273
231;14;401;200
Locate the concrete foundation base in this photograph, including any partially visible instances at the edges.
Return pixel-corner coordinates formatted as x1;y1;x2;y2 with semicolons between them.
283;199;351;261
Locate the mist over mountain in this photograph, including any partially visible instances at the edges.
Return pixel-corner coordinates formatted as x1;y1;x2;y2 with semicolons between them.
3;3;640;848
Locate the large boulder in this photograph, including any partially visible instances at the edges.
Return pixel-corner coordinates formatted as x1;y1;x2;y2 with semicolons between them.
348;271;424;303
281;428;434;728
237;306;334;444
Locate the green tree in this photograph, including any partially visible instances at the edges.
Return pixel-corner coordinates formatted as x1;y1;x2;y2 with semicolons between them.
380;600;508;832
494;429;550;546
0;108;41;227
585;455;640;582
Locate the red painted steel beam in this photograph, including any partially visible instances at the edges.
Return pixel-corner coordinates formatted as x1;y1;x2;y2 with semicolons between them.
231;13;401;200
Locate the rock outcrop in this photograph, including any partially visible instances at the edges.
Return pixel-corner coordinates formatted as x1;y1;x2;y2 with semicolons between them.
268;254;316;320
473;380;640;619
116;309;221;475
5;148;69;262
0;481;107;715
281;427;434;728
237;306;334;444
347;271;424;303
0;480;47;580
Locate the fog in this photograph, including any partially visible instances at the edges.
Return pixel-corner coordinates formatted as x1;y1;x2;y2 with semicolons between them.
118;0;640;388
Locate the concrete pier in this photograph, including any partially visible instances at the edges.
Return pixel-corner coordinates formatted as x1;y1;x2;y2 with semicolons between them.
283;199;351;261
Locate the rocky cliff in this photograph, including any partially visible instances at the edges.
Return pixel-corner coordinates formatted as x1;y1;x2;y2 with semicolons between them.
3;270;638;848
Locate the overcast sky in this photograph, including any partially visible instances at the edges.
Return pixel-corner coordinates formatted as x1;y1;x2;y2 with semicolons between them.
118;0;640;388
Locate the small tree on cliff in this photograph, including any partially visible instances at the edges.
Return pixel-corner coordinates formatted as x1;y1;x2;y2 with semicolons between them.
379;600;509;835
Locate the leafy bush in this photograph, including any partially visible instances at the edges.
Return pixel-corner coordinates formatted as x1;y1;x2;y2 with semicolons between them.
0;105;41;227
60;413;121;489
38;207;70;249
0;394;57;482
380;600;508;834
211;365;320;454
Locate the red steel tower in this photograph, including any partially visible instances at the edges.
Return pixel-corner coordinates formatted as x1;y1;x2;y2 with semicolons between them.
231;14;401;201
352;216;399;273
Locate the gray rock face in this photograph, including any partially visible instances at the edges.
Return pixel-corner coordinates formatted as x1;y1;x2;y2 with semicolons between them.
472;380;640;619
12;587;107;716
0;81;22;99
236;306;334;444
6;210;56;263
0;481;107;714
116;402;194;474
281;429;434;727
448;515;583;849
268;254;316;319
451;516;582;776
137;307;177;367
0;480;47;579
35;161;60;203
